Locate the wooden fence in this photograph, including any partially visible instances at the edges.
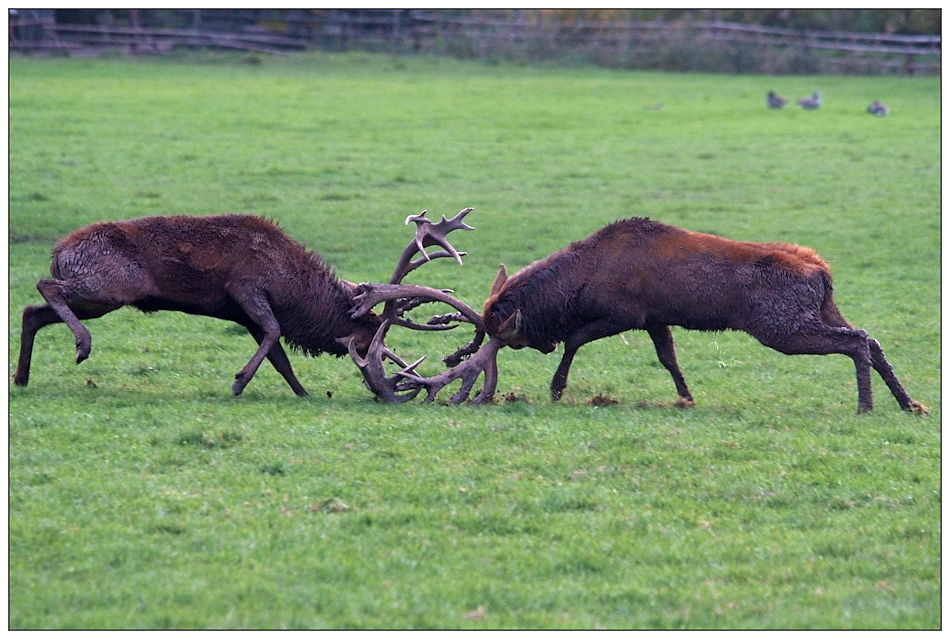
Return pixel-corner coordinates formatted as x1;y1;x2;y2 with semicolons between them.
9;10;940;75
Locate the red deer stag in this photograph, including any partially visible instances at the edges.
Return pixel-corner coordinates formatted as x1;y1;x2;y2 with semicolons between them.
477;217;927;414
13;214;382;396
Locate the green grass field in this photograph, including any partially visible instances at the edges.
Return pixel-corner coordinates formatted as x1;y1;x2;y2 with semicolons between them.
8;52;940;629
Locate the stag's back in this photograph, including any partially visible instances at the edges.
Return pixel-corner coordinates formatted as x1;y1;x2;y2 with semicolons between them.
58;214;309;280
52;214;370;356
486;217;834;342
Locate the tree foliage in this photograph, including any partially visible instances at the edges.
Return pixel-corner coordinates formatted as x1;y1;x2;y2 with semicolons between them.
534;9;940;35
51;9;941;36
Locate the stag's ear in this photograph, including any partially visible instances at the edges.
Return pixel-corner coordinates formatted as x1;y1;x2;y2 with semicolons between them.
489;264;508;298
496;308;524;341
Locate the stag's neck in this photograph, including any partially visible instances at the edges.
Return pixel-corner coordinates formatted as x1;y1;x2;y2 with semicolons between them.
274;258;358;358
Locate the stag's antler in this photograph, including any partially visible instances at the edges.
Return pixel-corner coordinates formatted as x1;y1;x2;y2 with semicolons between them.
346;320;425;404
346;208;502;404
401;208;475;272
398;336;505;405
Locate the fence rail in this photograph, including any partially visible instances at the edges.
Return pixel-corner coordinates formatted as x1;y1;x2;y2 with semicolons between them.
9;10;940;75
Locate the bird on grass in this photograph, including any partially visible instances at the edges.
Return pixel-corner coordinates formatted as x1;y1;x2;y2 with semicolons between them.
867;100;889;116
767;90;787;109
797;91;822;109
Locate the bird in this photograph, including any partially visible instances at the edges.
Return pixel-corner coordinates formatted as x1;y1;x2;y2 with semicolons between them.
867;100;889;116
797;91;822;109
767;90;787;109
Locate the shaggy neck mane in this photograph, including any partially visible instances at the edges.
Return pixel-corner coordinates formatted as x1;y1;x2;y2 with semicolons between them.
490;218;670;344
274;250;361;358
492;248;580;344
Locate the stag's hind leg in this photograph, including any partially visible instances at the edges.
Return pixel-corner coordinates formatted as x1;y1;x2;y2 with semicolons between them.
15;285;120;387
866;338;928;414
15;305;62;386
646;324;694;406
32;278;121;363
15;304;66;386
35;279;95;363
753;323;874;413
820;302;926;414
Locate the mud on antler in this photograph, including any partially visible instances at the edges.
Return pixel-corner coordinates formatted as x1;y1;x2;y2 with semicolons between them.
345;208;502;404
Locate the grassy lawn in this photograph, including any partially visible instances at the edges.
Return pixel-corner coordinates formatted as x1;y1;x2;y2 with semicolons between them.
8;52;940;629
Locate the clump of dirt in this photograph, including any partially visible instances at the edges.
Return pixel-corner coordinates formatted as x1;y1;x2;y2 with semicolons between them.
635;398;694;409
503;392;531;404
588;393;619;407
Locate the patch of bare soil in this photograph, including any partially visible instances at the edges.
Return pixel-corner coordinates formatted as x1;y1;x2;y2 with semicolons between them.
588;393;619;407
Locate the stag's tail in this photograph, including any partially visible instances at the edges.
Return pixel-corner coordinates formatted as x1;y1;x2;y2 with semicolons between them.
817;270;851;328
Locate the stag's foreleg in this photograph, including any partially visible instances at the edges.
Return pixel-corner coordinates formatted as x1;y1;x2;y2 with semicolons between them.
244;323;308;396
551;319;625;401
228;286;283;396
646;324;694;407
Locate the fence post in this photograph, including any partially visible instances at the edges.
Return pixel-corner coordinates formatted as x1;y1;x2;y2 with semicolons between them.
905;52;916;75
392;9;400;49
39;9;55;43
341;11;350;51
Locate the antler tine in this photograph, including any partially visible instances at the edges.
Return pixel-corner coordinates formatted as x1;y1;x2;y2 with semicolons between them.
442;333;485;367
403;207;475;266
391;317;459;332
403;249;468;280
405;336;504;405
394;289;472;332
396;287;456;315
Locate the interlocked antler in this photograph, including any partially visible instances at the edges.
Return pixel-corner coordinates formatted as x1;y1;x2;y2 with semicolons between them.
345;319;424;404
347;208;501;404
397;336;505;405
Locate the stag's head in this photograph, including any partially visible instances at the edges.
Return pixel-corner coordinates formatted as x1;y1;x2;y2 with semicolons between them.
345;208;505;405
336;279;383;358
482;264;556;353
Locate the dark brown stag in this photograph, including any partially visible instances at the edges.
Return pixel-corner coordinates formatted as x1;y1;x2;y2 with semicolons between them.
480;217;927;414
13;214;381;396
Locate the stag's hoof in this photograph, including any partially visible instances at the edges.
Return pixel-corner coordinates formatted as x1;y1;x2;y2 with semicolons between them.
906;400;930;416
233;372;250;396
857;403;874;414
675;397;695;408
13;371;28;387
75;341;91;364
